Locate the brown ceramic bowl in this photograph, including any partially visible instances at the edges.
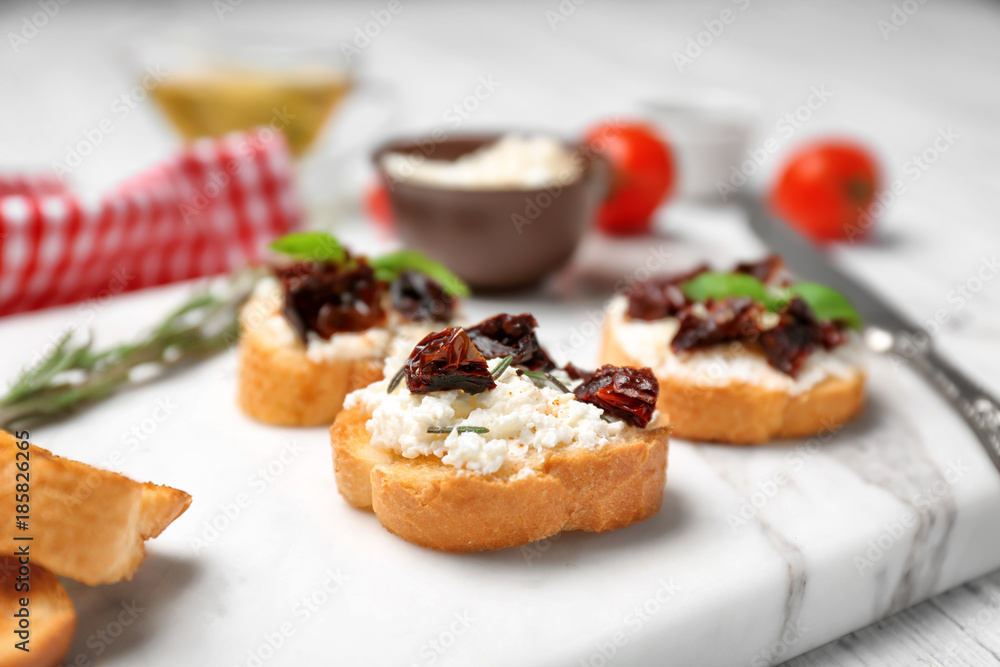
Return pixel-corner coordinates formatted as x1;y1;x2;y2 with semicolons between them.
373;134;605;291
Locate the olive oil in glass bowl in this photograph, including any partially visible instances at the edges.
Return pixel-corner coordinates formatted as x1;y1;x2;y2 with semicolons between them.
151;66;352;157
134;27;395;215
137;30;357;158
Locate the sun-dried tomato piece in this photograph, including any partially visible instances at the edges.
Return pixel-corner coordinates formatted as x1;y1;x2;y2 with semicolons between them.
758;296;843;377
626;264;709;321
404;328;496;395
671;297;764;353
465;313;555;371
275;258;386;342
562;363;594;382
573;365;659;427
390;270;455;323
733;255;790;286
669;295;847;378
819;321;848;350
629;256;851;377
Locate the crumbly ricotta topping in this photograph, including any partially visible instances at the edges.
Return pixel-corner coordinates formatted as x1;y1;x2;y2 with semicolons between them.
381;134;583;190
607;295;864;396
344;360;642;475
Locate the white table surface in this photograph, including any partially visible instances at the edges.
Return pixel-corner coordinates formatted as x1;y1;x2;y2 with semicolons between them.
2;1;1000;665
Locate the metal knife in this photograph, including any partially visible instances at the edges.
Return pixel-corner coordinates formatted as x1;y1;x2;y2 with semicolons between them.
740;192;1000;472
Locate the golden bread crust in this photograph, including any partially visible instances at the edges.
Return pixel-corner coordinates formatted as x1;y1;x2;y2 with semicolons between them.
330;404;669;551
0;558;75;667
0;431;191;586
600;319;865;444
236;299;384;427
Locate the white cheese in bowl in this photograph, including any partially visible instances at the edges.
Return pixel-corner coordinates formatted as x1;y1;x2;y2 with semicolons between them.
381;135;584;190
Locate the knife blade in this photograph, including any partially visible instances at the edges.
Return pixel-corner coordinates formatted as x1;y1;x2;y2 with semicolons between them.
739;191;1000;472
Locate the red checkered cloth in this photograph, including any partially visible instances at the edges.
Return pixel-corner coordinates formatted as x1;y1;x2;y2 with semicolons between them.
0;128;302;317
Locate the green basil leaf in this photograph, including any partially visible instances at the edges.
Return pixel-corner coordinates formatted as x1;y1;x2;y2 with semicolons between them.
371;250;471;298
680;269;862;329
681;272;771;305
268;232;346;263
788;282;863;329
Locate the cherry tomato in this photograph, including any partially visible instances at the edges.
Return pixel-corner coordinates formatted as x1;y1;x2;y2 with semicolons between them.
583;121;675;235
366;182;393;231
771;141;880;243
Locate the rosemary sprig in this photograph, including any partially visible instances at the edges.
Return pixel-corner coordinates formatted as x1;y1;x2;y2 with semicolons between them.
490;355;514;379
520;369;572;394
427;425;489;435
386;366;405;393
0;273;255;431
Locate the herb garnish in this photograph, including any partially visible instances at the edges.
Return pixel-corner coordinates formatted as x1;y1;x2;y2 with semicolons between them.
681;272;861;329
268;232;470;298
427;425;490;434
386;366;405;393
269;232;347;263
371;250;471;298
521;369;572;394
782;282;862;329
0;274;254;430
490;355;514;379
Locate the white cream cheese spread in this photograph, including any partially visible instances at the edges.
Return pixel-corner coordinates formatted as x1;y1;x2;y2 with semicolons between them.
607;295;864;396
344;359;652;475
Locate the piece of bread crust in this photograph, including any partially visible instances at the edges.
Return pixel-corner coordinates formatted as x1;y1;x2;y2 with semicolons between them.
237;297;385;427
0;431;192;586
330;404;669;552
600;319;865;444
0;558;75;667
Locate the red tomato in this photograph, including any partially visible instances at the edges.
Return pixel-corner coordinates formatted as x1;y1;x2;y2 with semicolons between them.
771;141;880;243
366;182;393;231
583;121;675;235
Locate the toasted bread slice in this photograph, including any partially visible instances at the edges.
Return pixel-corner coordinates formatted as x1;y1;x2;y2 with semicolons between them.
331;404;669;551
0;431;192;586
601;318;865;444
237;296;385;426
0;558;75;667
